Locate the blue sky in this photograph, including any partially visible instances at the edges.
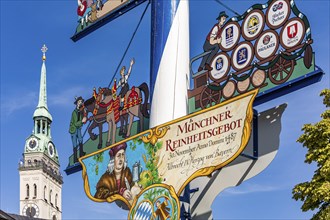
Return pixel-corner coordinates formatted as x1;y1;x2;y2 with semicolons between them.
1;0;329;219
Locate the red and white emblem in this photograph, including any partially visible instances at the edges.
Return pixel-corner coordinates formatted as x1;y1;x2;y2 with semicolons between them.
280;18;305;50
287;23;298;38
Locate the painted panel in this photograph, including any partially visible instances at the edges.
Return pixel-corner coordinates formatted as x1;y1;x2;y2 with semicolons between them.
189;0;315;113
66;0;320;178
79;90;257;217
72;0;147;41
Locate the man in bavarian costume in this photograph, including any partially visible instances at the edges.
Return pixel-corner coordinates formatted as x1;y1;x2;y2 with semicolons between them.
77;0;91;28
94;143;137;201
198;11;228;72
69;96;87;163
117;58;135;111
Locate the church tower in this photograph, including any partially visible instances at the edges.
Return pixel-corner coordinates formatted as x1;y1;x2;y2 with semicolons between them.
19;45;63;220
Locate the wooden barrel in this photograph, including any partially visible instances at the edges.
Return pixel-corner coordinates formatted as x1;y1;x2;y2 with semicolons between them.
222;80;236;99
304;44;313;69
237;77;251;93
251;69;266;87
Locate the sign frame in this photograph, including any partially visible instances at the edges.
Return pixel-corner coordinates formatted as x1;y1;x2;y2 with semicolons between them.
79;90;258;209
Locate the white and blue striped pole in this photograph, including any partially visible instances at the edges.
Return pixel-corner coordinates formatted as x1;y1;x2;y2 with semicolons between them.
149;0;190;128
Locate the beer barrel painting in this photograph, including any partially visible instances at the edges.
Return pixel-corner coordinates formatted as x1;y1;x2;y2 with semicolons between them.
231;42;255;71
254;30;279;60
188;0;314;112
241;9;265;41
209;53;230;82
220;22;241;51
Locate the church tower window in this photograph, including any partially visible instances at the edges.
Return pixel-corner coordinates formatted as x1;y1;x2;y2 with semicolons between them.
55;194;58;208
33;184;37;198
37;121;41;134
50;189;53;206
44;186;47;202
26;184;29;199
42;120;46;134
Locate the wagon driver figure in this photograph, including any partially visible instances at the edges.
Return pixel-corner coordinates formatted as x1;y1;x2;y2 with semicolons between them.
198;11;228;72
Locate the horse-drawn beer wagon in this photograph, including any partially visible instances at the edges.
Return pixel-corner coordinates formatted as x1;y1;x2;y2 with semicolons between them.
188;0;314;110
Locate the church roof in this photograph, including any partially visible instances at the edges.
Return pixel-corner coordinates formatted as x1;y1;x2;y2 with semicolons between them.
0;210;47;220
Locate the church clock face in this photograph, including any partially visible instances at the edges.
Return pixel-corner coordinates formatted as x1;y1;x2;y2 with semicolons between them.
27;137;38;150
22;203;39;218
48;142;55;158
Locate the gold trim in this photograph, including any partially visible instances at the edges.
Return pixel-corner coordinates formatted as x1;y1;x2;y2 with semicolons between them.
79;89;259;209
79;130;153;209
176;89;258;195
141;126;169;145
79;89;258;160
159;89;258;128
129;200;153;219
81;161;132;209
128;184;180;220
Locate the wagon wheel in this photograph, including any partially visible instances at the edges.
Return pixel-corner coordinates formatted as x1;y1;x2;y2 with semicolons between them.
268;54;295;85
199;83;221;109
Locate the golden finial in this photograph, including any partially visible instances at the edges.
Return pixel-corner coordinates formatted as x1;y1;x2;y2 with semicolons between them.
41;44;48;61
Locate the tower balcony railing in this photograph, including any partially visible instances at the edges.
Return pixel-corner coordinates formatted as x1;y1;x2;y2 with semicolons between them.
18;160;63;184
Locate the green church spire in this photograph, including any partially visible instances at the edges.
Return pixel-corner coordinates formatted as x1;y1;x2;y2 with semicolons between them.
33;44;52;121
26;44;59;164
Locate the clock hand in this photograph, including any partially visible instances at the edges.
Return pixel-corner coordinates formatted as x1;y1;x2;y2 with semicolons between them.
28;207;32;217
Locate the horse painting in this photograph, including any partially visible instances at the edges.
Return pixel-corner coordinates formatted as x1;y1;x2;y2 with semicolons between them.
86;83;150;148
98;83;150;146
83;87;109;149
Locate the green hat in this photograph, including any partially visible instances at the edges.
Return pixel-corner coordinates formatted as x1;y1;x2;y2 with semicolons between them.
216;11;228;20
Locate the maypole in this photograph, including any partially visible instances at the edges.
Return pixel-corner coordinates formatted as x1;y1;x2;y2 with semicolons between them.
149;0;190;127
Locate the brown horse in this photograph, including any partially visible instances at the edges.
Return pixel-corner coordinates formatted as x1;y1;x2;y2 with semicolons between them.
95;83;150;146
83;88;109;149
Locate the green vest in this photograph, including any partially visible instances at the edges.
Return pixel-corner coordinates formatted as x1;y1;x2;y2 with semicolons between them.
69;109;83;134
